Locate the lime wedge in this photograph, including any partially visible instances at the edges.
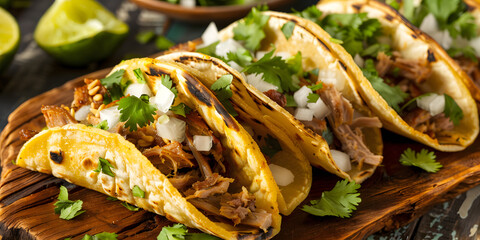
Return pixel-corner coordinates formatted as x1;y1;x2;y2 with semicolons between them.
34;0;128;67
0;7;20;73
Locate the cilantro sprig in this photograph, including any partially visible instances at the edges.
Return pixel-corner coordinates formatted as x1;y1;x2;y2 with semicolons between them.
210;74;238;116
65;232;118;240
161;75;178;97
281;21;295;40
242;48;299;93
118;95;157;131
157;223;221;240
122;202;139;211
302;180;361;218
54;186;85;220
101;69;129;104
443;94;463;126
132;185;145;198
399;148;442;173
232;6;270;51
93;157;115;177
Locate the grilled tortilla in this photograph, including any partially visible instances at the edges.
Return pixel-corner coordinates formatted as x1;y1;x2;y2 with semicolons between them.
160;10;384;184
16;58;281;240
316;0;479;151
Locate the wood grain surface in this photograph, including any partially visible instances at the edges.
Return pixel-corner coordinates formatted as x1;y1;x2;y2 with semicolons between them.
0;67;480;240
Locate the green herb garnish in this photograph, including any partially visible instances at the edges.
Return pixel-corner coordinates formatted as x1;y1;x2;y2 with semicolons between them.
399;148;442;173
93;157;115;177
54;186;85;220
118;95;157;131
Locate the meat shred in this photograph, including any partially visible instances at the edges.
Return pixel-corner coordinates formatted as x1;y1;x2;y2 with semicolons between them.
41;105;77;128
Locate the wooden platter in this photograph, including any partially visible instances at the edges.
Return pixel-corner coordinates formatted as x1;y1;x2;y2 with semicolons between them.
1;68;480;239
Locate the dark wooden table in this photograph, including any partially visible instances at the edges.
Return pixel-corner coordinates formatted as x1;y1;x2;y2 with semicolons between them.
0;0;479;239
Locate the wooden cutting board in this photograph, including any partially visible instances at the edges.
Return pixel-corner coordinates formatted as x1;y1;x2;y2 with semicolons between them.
1;68;479;240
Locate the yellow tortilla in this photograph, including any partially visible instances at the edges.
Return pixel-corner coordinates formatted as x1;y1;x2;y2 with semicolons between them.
16;58;281;240
160;10;384;184
317;0;479;151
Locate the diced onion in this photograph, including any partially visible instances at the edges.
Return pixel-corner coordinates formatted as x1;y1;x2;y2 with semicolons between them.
256;51;267;60
156;116;186;142
419;13;439;36
269;164;295;187
294;108;314;121
470;36;480;57
200;22;219;47
275;51;291;60
307;97;331;119
180;0;195;8
125;83;152;98
99;106;121;130
293;85;312;108
330;150;351;172
431;30;452;49
354;54;364;68
193;135;213;152
216;39;243;58
416;93;445;116
74;105;91;121
318;67;345;91
151;83;175;113
228;61;243;72
244;73;278;92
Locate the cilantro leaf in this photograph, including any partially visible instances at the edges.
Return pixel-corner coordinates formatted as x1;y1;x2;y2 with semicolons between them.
93;120;109;130
81;232;118;240
93;157;115;177
447;46;478;62
196;41;228;62
136;30;156;44
210;74;238;117
54;186;85;220
101;70;125;88
170;103;192;117
260;134;282;158
132;185;145;198
156;223;221;240
161;75;178;97
443;94;463;126
156;36;175;51
292;6;323;25
281;21;295;40
133;68;146;84
362;59;408;112
243;49;299;92
285;94;297;107
399;148;442;172
302;180;361;218
122;202;139;211
106;196;118;201
101;70;128;104
226;48;253;67
308;82;323;91
232;7;270;51
286;51;303;76
425;0;459;24
307;93;320;103
118;95;157;131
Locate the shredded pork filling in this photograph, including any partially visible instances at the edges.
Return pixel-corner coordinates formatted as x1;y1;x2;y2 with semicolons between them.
455;56;480;88
375;51;454;138
35;79;271;231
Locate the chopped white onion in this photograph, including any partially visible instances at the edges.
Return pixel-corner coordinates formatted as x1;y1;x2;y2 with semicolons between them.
215;39;243;58
307;97;331;119
245;73;278;92
99;106;121;130
470;36;480;57
256;51;267;60
200;22;219;47
156;116;186;142
294;108;314;121
330;150;351;172
431;30;452;49
125;83;152;98
354;54;365;68
318;68;345;91
416;93;445;116
293;85;312;108
74;105;91;121
419;13;439;36
180;0;195;8
275;51;291;60
193;135;213;151
228;61;243;72
151;83;175;113
269;164;295;187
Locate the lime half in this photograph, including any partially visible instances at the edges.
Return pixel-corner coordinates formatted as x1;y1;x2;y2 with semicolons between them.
34;0;128;67
0;7;20;74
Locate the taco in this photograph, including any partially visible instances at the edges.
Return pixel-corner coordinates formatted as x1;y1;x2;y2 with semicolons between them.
161;9;384;183
305;0;479;151
15;58;281;240
385;0;480;103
